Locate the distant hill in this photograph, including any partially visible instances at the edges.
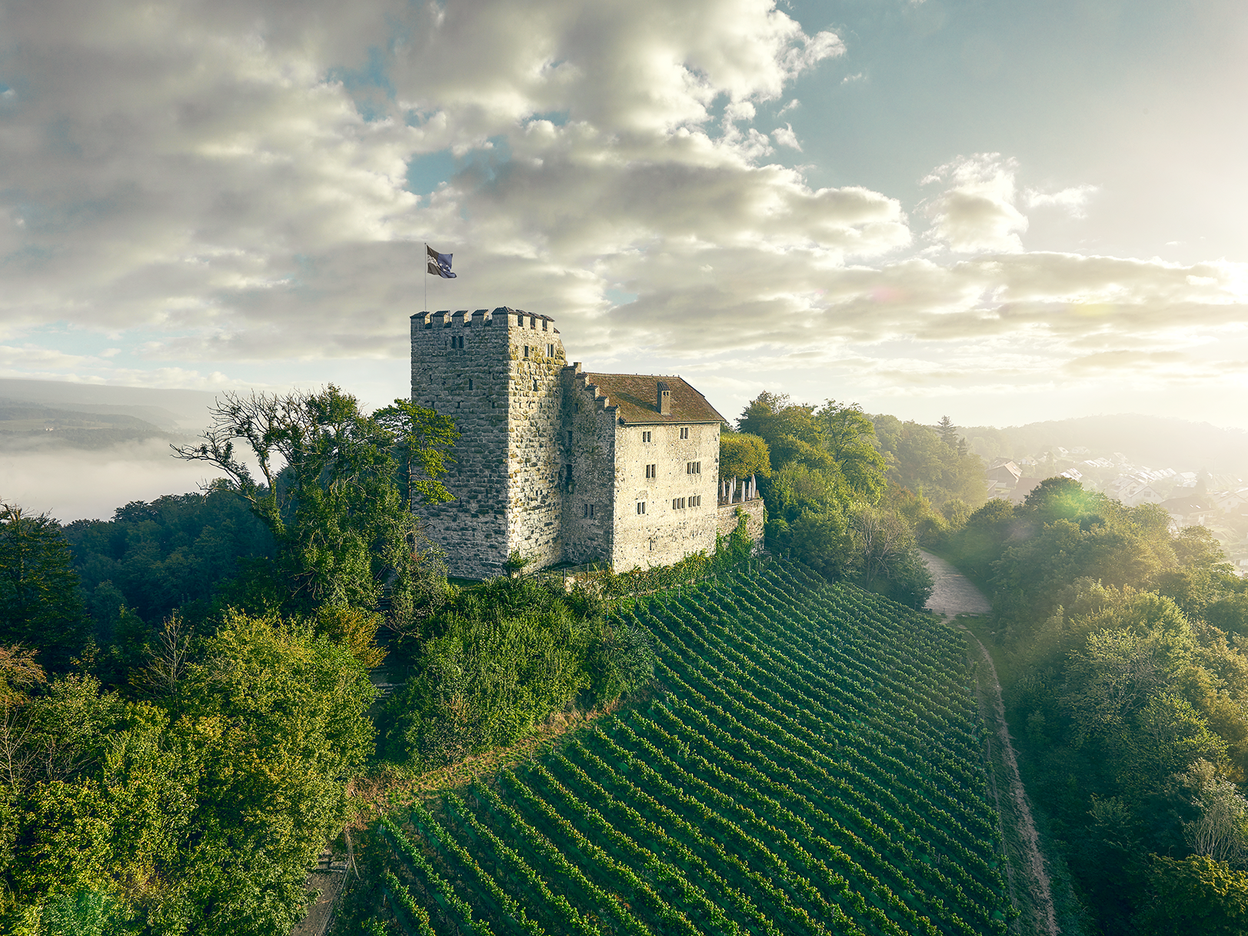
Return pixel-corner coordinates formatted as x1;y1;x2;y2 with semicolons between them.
0;378;223;433
961;414;1248;474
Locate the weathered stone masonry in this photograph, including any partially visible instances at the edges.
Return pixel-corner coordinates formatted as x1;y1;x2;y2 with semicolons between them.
412;307;746;578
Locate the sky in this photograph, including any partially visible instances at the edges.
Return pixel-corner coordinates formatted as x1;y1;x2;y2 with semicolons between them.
3;0;1248;433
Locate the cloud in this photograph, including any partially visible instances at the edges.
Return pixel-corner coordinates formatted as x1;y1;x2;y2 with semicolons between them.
1024;184;1098;219
0;0;857;373
772;123;801;150
921;153;1028;253
4;0;1248;434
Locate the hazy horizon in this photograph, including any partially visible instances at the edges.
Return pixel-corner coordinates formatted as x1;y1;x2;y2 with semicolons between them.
8;376;1248;523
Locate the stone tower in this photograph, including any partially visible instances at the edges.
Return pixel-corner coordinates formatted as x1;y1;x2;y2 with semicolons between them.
410;307;566;578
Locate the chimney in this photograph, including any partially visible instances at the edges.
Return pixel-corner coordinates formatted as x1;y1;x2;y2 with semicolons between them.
657;381;671;416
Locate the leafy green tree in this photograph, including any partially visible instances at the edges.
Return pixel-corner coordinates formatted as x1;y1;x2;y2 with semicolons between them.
63;486;274;630
387;578;651;768
171;610;375;936
871;416;986;509
374;398;459;507
172;387;454;630
815;401;887;503
1142;855;1248;936
0;505;87;670
718;431;770;481
847;503;933;607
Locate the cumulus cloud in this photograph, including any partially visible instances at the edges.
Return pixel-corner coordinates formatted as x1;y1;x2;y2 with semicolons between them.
921;153;1028;253
1024;184;1098;218
772;123;802;150
4;0;1248;431
0;0;860;371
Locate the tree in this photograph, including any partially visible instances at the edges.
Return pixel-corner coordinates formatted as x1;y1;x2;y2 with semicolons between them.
172;388;454;628
374;398;460;507
815;401;886;503
1142;855;1248;936
0;505;87;670
871;417;986;509
174;610;375;936
719;431;770;481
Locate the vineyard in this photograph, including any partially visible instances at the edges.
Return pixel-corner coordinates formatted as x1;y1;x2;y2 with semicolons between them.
353;561;1014;935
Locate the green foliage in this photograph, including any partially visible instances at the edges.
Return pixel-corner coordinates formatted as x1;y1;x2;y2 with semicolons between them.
741;392;885;503
373;398;460;507
1141;855;1248;936
0;611;375;936
0;504;88;671
718;430;771;480
847;503;934;608
872;414;987;509
945;477;1248;931
172;387;453;632
63;486;274;629
171;611;375;935
387;578;653;768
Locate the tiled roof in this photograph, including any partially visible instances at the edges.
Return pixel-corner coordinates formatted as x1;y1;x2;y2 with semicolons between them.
579;373;727;426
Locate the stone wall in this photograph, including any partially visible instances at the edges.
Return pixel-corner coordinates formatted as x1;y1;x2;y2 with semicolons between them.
503;311;566;571
717;498;766;554
611;419;719;572
410;307;565;578
561;366;615;566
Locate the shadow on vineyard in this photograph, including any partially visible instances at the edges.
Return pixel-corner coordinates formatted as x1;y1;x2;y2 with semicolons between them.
334;560;1017;936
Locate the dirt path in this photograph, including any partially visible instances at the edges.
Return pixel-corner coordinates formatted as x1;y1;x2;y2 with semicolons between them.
919;550;1060;936
920;549;992;619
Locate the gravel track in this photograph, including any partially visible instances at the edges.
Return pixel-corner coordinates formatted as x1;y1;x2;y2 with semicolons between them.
919;550;1060;936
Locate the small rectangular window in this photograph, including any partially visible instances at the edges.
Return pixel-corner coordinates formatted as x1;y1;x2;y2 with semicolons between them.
547;343;555;356
532;377;539;391
468;378;474;390
642;430;652;442
524;345;530;358
564;464;574;490
566;430;573;447
680;427;689;439
672;498;678;510
584;503;594;518
636;502;646;515
686;461;701;474
645;464;656;479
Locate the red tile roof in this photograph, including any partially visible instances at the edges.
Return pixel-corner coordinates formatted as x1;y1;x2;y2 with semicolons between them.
580;373;727;426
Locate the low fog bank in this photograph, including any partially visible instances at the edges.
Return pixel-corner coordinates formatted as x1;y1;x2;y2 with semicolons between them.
0;438;228;522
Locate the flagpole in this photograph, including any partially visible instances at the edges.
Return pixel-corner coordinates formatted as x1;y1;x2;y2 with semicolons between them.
424;241;427;314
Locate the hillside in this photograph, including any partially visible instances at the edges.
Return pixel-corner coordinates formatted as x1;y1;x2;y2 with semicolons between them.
339;563;1013;935
961;414;1248;475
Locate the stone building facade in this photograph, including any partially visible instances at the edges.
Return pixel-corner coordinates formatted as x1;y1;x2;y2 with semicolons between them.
411;307;740;578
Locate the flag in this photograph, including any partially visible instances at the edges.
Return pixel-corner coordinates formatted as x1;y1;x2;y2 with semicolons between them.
426;244;457;278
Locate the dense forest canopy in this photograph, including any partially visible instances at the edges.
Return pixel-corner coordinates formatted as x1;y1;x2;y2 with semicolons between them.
947;477;1248;933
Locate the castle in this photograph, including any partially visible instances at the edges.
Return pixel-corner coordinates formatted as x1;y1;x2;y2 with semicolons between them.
410;307;763;579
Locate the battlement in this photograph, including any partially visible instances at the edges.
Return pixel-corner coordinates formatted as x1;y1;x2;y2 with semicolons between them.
410;307;559;333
